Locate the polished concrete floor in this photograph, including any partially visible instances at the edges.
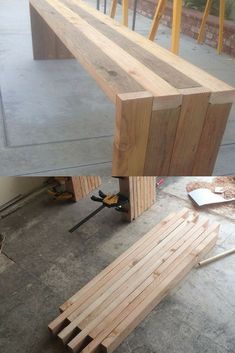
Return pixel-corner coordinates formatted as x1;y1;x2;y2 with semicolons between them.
0;177;234;352
0;0;235;175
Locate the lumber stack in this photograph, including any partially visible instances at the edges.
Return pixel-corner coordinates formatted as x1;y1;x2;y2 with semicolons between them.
68;177;102;201
119;177;156;221
29;0;235;176
48;208;219;353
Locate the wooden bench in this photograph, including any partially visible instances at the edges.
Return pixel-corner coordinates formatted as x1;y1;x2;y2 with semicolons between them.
48;208;219;352
29;0;235;176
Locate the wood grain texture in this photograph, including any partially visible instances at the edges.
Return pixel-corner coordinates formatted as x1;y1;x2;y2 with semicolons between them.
58;0;235;104
61;0;199;90
192;103;232;175
144;107;181;175
29;0;235;176
112;92;153;176
48;210;219;353
169;88;211;175
119;177;156;221
69;177;101;201
30;4;74;59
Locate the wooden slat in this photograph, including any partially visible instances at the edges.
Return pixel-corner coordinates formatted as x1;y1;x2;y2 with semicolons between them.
30;4;74;59
112;92;153;176
59;210;182;311
101;229;219;353
68;221;218;353
30;0;181;109
169;88;211;175
192;103;232;175
144;107;181;175
49;211;219;353
62;215;192;329
70;177;101;201
119;177;156;221
62;0;199;91
79;218;207;330
65;216;200;350
62;0;235;104
30;0;145;103
86;219;214;347
50;209;189;333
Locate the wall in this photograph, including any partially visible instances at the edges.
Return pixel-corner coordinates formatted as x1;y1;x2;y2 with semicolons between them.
0;177;46;207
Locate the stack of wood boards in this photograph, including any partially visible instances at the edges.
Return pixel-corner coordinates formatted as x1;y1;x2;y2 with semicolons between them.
29;0;235;176
119;176;156;221
48;208;219;353
69;177;101;201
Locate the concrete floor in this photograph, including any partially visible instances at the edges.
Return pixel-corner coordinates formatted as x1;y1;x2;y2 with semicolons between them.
0;0;235;175
0;177;234;353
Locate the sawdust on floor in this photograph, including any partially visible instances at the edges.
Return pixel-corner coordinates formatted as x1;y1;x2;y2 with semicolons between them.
186;177;235;212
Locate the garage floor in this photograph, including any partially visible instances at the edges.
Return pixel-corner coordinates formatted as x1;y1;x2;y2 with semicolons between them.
0;0;235;175
0;177;234;353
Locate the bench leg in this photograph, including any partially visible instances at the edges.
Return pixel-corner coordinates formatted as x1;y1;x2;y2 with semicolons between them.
29;4;74;60
192;103;232;175
119;177;156;221
112;92;153;176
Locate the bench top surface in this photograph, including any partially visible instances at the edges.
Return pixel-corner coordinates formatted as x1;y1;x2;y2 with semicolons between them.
30;0;235;107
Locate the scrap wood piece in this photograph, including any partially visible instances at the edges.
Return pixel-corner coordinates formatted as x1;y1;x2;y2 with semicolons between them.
198;247;235;267
48;208;219;353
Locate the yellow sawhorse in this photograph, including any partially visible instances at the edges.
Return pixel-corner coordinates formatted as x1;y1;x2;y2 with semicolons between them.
198;0;225;54
110;0;128;26
111;0;183;54
148;0;183;55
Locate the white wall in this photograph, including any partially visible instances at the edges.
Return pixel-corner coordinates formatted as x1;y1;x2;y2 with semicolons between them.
0;177;46;207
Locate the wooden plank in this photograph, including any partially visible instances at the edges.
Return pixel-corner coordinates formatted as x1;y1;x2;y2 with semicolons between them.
64;215;193;325
67;222;218;353
59;210;183;311
65;0;235;104
52;213;186;336
30;4;74;59
119;177;156;221
144;107;181;175
49;211;219;353
61;0;200;91
50;210;189;333
86;219;212;345
169;88;211;175
192;103;232;175
30;0;145;103
69;177;101;201
30;0;181;109
64;217;200;349
101;229;219;353
79;218;207;331
112;92;153;176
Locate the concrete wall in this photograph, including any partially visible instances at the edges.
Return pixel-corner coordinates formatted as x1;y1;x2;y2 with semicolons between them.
0;177;46;207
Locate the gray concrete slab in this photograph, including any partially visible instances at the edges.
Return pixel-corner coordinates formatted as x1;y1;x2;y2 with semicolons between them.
0;177;234;353
0;0;235;175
